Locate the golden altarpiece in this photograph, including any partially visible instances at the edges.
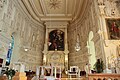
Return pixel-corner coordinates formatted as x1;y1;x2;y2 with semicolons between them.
42;22;69;72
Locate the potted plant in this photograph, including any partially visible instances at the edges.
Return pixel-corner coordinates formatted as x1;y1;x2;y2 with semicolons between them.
4;68;15;80
94;59;104;73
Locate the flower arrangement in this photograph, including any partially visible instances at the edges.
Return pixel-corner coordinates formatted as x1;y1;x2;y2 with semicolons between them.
4;68;15;80
94;59;104;73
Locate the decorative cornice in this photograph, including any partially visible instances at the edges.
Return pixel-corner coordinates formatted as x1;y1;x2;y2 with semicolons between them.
45;14;71;16
105;40;120;46
41;17;72;21
45;21;68;28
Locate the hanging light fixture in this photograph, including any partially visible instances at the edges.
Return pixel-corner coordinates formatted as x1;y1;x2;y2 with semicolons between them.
75;26;80;52
24;48;28;52
75;42;80;51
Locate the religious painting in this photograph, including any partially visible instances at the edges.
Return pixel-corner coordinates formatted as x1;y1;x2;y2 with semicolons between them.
48;30;64;51
106;19;120;40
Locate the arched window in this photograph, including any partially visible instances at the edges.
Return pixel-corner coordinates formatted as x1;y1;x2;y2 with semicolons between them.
6;35;14;66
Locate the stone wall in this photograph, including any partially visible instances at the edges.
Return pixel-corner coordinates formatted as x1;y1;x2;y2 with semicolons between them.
0;0;45;71
68;0;120;72
68;0;102;70
97;0;120;72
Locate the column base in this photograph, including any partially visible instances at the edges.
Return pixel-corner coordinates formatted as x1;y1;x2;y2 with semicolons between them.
12;72;27;80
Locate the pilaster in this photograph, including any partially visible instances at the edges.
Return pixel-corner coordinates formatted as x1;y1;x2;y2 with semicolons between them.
98;5;108;40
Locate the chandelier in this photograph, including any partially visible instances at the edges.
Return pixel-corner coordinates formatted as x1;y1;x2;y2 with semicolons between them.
75;41;80;52
48;0;61;9
75;27;80;52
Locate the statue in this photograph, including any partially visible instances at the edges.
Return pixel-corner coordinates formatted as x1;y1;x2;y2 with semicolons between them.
20;64;25;72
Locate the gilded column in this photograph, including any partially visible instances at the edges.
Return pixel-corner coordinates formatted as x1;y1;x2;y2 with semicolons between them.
64;27;69;74
42;26;48;65
98;1;108;69
98;3;108;40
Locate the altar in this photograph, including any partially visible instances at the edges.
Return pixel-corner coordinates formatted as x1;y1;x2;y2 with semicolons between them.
36;66;61;80
46;51;65;71
42;22;69;74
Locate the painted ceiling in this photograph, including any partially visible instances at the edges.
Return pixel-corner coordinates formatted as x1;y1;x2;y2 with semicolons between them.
19;0;87;22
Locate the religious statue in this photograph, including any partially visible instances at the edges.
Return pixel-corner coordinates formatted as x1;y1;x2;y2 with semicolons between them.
84;63;91;76
94;59;104;73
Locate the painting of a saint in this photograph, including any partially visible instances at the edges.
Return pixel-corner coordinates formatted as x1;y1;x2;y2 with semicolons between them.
48;30;64;51
106;19;120;40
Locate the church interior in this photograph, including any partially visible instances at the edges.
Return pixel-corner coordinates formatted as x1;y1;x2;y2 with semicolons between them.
0;0;120;80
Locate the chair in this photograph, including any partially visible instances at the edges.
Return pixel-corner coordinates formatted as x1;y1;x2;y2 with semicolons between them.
68;66;79;78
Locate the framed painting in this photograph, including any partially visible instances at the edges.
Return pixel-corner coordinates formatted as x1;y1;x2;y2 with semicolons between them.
106;18;120;40
48;30;64;51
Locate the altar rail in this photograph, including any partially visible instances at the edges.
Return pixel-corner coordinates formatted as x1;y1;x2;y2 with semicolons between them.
88;73;120;80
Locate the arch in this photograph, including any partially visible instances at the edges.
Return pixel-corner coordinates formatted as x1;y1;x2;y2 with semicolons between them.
48;30;64;51
87;31;96;70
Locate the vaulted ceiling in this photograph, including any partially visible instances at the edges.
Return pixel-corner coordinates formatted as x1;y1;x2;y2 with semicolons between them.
18;0;88;23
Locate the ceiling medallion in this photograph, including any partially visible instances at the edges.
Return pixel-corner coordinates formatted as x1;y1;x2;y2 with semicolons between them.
48;0;61;9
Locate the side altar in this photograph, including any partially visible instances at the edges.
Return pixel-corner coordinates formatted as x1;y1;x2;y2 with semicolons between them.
42;22;69;73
